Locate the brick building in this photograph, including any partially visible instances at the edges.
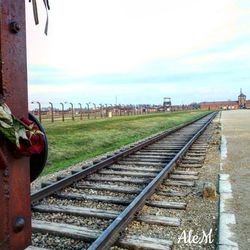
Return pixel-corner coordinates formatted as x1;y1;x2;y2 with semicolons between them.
199;89;250;110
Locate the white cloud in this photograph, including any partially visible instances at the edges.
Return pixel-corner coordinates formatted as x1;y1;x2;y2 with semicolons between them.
26;0;250;104
26;0;241;75
28;82;178;104
182;43;250;66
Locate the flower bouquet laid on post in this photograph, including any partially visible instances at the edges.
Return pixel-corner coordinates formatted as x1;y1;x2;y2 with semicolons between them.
0;103;44;157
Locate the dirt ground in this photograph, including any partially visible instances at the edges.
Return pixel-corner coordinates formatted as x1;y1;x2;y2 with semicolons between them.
221;110;250;250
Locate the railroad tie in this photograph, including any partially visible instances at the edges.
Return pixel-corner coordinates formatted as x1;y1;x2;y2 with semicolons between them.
157;189;190;197
164;179;195;187
32;220;100;241
147;200;187;209
170;174;199;181
32;220;173;249
33;204;180;227
55;192;132;205
118;235;173;250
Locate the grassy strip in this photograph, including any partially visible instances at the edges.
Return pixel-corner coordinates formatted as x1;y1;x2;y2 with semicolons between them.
42;110;209;175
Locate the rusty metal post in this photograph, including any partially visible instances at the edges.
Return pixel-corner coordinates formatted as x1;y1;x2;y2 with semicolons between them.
32;101;42;123
69;102;74;121
105;104;108;117
37;101;42;123
49;102;54;123
119;106;121;116
99;104;103;118
92;103;96;119
86;103;90;119
60;102;65;122
78;103;82;120
0;1;31;249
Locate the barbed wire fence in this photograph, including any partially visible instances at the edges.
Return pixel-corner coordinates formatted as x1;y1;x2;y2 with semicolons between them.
29;101;199;123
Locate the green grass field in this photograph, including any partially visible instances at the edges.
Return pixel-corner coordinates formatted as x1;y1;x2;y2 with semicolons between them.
41;110;209;175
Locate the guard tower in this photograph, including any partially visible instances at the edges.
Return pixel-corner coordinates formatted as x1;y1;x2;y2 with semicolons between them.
163;97;171;111
238;88;246;109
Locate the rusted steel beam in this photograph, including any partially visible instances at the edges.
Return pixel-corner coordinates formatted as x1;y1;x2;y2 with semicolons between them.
0;1;31;249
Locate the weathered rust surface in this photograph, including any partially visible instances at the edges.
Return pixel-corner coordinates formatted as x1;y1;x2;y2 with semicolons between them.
0;146;7;169
0;1;31;249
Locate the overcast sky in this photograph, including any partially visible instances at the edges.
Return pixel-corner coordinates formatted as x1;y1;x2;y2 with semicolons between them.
26;0;250;108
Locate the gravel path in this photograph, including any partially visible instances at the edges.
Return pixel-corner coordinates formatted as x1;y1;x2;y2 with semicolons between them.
221;109;250;250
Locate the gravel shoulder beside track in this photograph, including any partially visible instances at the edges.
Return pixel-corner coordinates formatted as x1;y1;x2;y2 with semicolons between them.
172;120;221;249
170;120;220;249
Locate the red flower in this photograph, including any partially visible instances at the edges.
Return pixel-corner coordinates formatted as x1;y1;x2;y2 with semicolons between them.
15;118;44;156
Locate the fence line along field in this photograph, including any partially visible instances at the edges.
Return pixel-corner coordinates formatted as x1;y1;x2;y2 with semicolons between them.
38;110;210;176
30;102;202;123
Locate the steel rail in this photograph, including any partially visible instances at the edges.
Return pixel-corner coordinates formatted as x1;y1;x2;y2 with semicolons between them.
88;112;217;250
31;112;214;204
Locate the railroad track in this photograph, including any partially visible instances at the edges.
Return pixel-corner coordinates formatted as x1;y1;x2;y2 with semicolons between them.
30;112;217;250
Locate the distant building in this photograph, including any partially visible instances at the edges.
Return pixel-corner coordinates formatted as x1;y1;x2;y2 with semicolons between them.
163;97;171;111
199;89;250;110
238;88;247;108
